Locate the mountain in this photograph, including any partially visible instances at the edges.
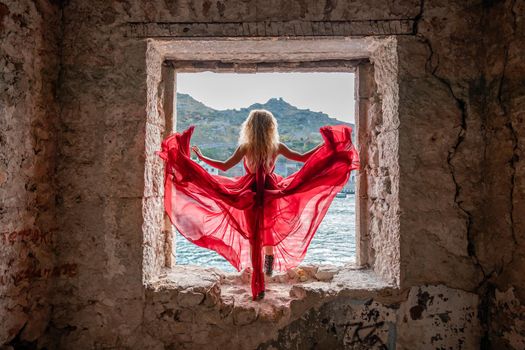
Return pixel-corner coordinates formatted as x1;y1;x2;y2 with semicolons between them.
176;93;354;160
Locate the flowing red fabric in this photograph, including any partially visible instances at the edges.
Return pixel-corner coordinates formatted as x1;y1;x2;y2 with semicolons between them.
156;125;360;300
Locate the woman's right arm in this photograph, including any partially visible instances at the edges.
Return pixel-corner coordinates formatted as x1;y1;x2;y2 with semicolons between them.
278;142;323;163
192;145;246;172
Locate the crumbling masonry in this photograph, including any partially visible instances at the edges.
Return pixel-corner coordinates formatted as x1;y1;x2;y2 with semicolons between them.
1;1;524;349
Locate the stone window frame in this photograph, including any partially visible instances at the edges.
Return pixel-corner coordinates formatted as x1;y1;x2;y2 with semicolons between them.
143;38;400;290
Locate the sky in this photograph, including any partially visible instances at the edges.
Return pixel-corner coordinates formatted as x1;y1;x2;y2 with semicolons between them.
177;72;356;123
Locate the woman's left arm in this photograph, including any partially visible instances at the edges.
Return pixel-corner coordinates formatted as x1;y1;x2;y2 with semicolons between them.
192;145;246;172
278;142;323;162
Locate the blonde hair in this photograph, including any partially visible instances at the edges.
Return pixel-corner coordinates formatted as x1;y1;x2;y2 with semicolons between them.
238;109;280;171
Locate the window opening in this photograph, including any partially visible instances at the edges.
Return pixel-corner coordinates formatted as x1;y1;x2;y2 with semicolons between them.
173;71;357;271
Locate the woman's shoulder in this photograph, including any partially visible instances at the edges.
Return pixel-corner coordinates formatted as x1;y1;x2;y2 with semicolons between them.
277;142;292;154
237;143;249;153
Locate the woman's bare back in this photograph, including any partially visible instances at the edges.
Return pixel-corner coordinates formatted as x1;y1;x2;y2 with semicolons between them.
243;151;278;174
244;142;323;173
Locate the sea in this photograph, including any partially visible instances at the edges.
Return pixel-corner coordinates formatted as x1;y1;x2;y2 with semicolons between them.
174;194;356;272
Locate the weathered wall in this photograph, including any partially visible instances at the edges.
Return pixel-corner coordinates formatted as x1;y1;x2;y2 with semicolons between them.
397;2;525;346
48;3;148;348
478;1;525;347
0;0;61;346
1;0;524;349
365;39;402;286
397;2;486;291
400;0;525;347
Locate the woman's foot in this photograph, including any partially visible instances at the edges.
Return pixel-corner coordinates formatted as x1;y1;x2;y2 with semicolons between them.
255;291;265;300
264;254;274;277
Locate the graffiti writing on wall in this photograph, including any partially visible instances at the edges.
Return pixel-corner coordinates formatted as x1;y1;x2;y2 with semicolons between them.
0;263;78;286
1;228;53;245
342;321;390;349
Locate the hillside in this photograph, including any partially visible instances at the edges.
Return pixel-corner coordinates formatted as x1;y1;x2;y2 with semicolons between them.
176;93;354;160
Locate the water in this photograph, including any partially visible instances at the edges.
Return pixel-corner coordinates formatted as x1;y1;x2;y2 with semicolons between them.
174;194;356;272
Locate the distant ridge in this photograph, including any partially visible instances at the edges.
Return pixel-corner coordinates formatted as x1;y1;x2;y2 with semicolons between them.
176;93;354;159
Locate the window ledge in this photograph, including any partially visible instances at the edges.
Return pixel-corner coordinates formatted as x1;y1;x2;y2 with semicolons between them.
145;265;397;325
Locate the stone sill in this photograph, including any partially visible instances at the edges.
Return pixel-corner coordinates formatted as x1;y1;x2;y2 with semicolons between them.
145;264;399;325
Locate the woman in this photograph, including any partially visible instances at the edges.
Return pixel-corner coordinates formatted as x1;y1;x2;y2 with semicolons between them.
157;109;359;300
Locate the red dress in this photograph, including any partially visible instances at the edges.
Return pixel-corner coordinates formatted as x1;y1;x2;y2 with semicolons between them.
156;125;360;300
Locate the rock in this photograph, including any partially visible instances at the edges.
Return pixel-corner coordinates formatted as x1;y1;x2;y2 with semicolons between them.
286;269;298;280
240;267;252;284
203;290;221;308
270;272;289;284
300;265;319;278
233;306;258;326
177;291;205;307
314;266;339;282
